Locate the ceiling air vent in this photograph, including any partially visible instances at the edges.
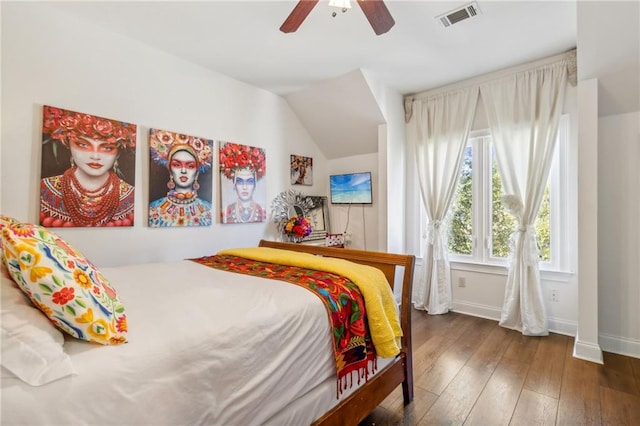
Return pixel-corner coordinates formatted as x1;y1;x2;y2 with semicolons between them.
437;2;481;27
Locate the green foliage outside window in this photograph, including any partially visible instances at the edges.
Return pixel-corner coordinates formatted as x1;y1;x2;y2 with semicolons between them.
448;144;551;262
492;167;550;261
447;147;473;254
535;187;551;261
491;165;515;258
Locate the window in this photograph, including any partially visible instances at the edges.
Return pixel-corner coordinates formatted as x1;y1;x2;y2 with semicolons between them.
421;115;569;271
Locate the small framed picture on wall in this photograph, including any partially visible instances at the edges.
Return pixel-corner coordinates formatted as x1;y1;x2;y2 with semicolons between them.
290;155;312;186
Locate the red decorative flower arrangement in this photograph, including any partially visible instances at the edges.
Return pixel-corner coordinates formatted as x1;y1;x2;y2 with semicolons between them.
42;105;136;149
284;216;313;240
219;142;266;180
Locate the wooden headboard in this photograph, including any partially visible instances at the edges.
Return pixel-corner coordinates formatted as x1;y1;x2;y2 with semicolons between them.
258;240;413;290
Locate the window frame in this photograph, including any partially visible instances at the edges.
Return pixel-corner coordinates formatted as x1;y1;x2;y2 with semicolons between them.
419;115;571;274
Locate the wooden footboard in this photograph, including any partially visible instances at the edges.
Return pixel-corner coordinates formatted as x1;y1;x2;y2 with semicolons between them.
258;240;415;425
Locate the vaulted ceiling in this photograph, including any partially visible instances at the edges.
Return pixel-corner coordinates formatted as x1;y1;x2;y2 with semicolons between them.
52;1;577;159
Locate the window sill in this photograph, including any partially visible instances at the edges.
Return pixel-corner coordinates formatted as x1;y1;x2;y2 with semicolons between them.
415;257;574;283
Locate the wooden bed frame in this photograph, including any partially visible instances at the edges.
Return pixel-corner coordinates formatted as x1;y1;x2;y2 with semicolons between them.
258;240;415;426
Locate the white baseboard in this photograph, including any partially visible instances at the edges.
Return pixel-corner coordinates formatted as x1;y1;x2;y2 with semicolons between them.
451;301;501;322
547;318;577;337
452;301;577;336
573;339;604;364
451;301;640;361
599;333;640;359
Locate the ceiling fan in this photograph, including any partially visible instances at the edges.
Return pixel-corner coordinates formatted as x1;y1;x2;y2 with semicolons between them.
280;0;395;36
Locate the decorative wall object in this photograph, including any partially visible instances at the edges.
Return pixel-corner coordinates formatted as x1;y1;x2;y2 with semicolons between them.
305;196;330;241
148;129;214;227
219;142;267;224
40;105;137;227
290;154;313;185
270;190;329;241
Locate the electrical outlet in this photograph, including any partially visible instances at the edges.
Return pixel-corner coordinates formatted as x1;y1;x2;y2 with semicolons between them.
550;289;559;303
458;277;466;288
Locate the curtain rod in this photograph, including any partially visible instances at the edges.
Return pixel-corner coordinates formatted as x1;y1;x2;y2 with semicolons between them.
404;48;577;122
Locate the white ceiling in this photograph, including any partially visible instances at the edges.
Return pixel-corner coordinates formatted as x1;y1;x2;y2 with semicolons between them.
52;0;577;159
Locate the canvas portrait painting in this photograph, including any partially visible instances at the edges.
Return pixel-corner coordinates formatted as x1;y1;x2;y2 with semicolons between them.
40;105;137;227
219;142;267;224
148;129;214;227
290;155;313;186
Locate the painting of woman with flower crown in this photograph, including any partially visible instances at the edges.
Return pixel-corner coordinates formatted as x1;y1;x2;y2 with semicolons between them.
148;129;214;227
219;142;267;224
40;105;137;228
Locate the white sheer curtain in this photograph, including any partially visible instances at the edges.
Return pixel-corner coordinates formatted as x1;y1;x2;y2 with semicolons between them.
480;60;568;335
407;88;479;315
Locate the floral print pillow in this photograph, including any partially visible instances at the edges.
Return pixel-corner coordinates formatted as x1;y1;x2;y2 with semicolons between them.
2;222;127;345
1;215;18;252
1;215;18;278
0;215;17;232
0;214;17;229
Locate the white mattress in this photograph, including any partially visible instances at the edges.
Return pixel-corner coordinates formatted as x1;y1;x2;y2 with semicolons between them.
2;259;369;425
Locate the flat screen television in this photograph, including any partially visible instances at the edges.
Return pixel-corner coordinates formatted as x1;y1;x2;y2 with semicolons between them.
329;172;373;204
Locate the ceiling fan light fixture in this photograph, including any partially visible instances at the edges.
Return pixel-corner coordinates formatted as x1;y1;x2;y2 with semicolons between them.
329;0;351;15
280;0;394;35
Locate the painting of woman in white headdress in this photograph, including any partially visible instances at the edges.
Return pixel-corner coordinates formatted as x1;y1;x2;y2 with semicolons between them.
148;129;214;227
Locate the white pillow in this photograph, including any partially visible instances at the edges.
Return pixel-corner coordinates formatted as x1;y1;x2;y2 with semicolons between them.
1;274;76;386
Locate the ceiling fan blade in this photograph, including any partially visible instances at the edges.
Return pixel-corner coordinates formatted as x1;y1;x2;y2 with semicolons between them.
280;0;320;33
357;0;395;35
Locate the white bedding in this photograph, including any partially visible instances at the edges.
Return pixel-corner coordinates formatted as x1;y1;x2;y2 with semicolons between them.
2;259;358;425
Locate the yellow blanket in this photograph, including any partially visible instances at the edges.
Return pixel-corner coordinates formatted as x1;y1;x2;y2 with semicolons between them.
218;247;402;358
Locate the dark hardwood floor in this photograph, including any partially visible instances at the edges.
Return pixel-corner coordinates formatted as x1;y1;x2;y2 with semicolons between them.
360;309;640;426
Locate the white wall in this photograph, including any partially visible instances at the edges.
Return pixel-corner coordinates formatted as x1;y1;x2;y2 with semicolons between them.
0;3;326;267
577;1;640;359
574;79;602;362
327;153;379;251
362;74;406;255
597;111;640;357
323;69;407;254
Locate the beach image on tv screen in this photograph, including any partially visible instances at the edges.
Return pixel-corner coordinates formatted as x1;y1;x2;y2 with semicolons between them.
330;172;372;204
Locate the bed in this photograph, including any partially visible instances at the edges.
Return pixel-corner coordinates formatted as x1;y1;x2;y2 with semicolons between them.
1;222;415;426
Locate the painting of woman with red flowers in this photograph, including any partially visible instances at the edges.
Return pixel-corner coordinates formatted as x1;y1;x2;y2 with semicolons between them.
40;105;137;227
219;142;267;224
